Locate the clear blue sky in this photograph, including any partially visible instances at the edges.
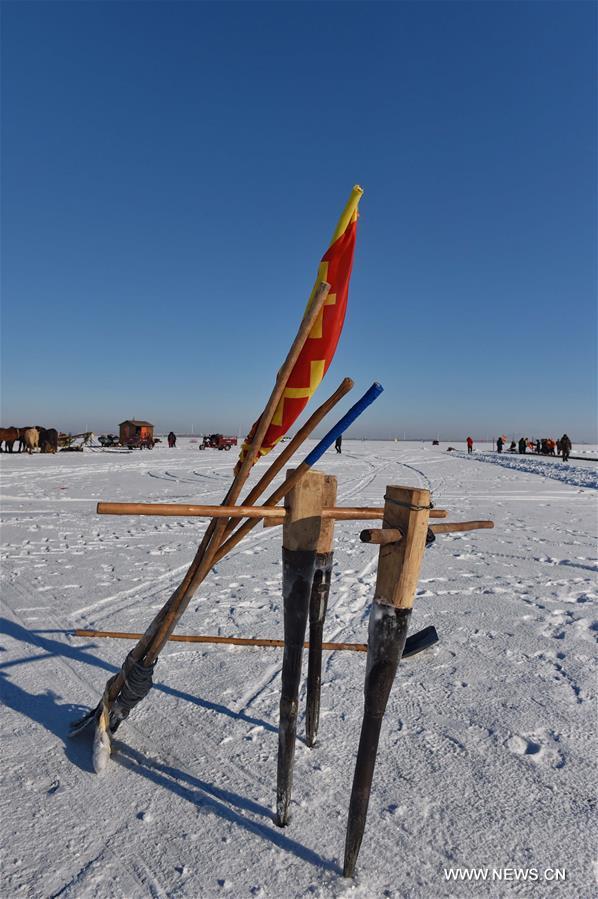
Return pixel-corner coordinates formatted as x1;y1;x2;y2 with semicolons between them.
2;1;596;441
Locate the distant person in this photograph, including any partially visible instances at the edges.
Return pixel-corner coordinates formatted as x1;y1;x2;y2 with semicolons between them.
535;439;541;454
466;436;474;454
560;434;572;462
335;435;342;453
496;436;504;453
509;440;517;452
518;437;527;454
168;431;176;448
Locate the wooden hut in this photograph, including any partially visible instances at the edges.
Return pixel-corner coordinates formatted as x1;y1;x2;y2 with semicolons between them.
119;420;154;447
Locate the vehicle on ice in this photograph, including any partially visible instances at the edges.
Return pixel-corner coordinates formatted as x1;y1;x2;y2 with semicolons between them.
199;434;238;451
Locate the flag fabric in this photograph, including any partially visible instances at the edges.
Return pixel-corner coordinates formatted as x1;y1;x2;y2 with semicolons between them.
237;185;363;469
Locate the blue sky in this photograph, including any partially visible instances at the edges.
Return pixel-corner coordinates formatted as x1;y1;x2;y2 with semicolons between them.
2;1;596;441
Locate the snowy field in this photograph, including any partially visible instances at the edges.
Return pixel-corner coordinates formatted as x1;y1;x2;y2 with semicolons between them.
1;440;596;898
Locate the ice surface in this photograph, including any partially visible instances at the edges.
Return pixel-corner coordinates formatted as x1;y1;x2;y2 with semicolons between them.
1;439;596;896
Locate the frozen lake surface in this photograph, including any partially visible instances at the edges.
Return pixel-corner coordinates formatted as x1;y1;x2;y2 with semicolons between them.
1;440;596;897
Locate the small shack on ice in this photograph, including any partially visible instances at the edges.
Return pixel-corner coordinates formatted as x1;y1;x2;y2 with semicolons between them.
119;420;154;447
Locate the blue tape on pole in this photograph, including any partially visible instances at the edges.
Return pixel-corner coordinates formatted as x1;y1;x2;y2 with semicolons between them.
304;383;384;467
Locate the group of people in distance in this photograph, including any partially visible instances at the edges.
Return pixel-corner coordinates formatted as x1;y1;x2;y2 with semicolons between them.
496;434;572;462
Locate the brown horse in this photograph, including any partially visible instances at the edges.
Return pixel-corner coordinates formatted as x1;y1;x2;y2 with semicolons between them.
0;427;19;452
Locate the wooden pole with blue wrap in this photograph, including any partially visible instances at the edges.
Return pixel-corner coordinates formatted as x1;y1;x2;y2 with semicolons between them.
213;382;384;564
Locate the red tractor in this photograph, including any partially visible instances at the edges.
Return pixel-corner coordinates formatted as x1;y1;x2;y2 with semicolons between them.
199;434;238;451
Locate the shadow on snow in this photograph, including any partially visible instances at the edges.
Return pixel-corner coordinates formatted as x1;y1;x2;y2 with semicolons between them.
0;617;338;872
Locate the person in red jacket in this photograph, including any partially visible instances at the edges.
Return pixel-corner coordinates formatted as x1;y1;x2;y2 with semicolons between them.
466;436;474;454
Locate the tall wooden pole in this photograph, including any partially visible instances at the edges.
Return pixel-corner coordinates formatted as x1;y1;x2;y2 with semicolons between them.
343;484;431;877
276;470;337;826
305;477;337;747
144;282;332;665
74;282;331;743
213;383;385;563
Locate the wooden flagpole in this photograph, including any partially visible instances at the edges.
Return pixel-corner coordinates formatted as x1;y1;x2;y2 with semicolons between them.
84;281;331;716
144;283;333;665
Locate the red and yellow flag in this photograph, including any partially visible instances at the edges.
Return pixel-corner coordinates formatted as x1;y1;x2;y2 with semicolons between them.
238;185;363;468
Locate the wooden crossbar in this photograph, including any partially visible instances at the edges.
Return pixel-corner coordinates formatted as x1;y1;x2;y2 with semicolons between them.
75;629;369;652
96;502;449;520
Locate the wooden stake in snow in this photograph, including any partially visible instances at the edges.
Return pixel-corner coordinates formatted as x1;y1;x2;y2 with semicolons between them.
276;470;336;826
343;484;431;878
305;476;337;748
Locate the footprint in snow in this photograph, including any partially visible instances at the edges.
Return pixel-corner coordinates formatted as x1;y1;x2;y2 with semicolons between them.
507;735;542;756
136;810;154;823
506;731;564;768
559;592;596;604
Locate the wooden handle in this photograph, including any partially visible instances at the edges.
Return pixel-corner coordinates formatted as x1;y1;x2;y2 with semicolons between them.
97;502;449;521
97;502;285;518
429;520;494;534
263;506;447;528
360;528;403;545
74;629;368;653
361;520;494;543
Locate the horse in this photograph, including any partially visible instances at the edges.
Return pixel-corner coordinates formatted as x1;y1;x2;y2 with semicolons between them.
22;428;40;454
0;427;19;452
18;427;35;452
39;428;59;453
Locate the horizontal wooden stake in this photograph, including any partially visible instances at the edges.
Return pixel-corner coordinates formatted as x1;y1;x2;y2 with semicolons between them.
359;528;403;545
97;502;283;519
96;501;449;522
428;520;494;534
360;520;494;543
75;629;368;652
262;507;448;526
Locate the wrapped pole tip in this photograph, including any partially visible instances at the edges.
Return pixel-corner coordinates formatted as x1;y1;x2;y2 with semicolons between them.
92;701;111;774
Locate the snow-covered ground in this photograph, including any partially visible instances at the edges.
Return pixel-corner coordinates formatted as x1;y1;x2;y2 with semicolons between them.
1;440;596;898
